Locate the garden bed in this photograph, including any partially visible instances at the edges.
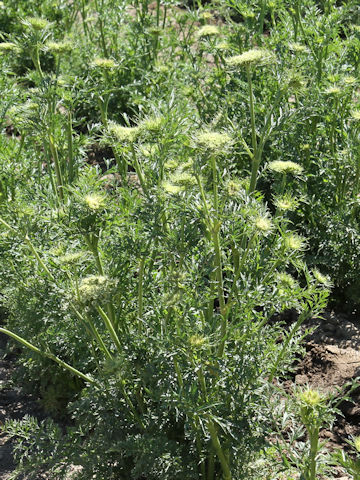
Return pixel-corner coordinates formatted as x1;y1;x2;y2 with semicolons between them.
0;0;360;478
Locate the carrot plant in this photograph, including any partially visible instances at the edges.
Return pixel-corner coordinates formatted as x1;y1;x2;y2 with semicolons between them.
0;0;359;478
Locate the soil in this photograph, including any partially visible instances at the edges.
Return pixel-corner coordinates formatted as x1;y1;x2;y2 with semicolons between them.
1;310;359;479
297;311;360;452
85;143;115;173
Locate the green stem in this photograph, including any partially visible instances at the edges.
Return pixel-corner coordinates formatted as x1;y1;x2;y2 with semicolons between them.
98;96;108;129
86;234;118;329
225;233;257;314
72;305;112;360
206;419;232;480
25;236;55;280
31;45;43;79
207;451;215;480
354;148;360;197
258;0;266;36
113;145;127;180
247;66;259;193
195;431;206;479
206;270;216;322
308;427;319;480
279;173;287;196
97;306;122;352
211;155;219;215
42;140;58;202
85;234;104;275
247;86;284;194
67;110;74;183
295;1;319;77
212;226;227;357
196;365;208;401
195;173;212;229
173;357;184;389
247;66;257;155
130;144;148;195
138;257;145;332
0;327;94;384
95;0;108;58
99;17;108;57
0;216;16;233
48;133;64;201
80;0;89;38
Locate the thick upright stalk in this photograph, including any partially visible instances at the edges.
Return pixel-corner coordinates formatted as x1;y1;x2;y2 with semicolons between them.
308;428;319;480
195;174;212;227
31;46;43;79
99;17;108;57
195;174;227;353
95;0;108;58
258;0;266;36
84;233;117;329
138;257;145;332
247;66;257;157
130;144;148;195
85;234;104;274
48;133;64;201
207;452;215;480
247;66;259;194
80;0;89;38
97;306;122;352
206;270;217;322
25;235;55;280
206;419;232;480
211;155;219;215
98;96;109;129
67;111;74;183
212;226;227;357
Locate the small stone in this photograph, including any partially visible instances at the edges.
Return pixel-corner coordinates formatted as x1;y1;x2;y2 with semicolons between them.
295;374;307;384
336;320;358;340
322;323;336;333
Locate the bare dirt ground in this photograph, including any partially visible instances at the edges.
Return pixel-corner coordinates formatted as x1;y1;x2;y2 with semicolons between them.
297;311;360;452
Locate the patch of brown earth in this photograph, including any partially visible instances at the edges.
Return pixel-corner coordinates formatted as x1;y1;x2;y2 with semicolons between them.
295;312;360;452
86;143;115;172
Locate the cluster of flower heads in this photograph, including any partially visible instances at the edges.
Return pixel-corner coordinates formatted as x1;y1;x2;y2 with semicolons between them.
276;272;299;291
46;40;73;55
22;16;51;31
195;130;233;153
255;215;273;234
58;251;86;266
225;48;275;68
269;160;304;175
351;110;360;121
108;123;140;143
298;388;323;407
108;116;165;145
92;57;117;70
188;334;208;350
84;194;106;212
312;268;333;288
196;25;220;39
78;275;116;307
284;233;306;251
274;193;299;212
0;42;20;53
